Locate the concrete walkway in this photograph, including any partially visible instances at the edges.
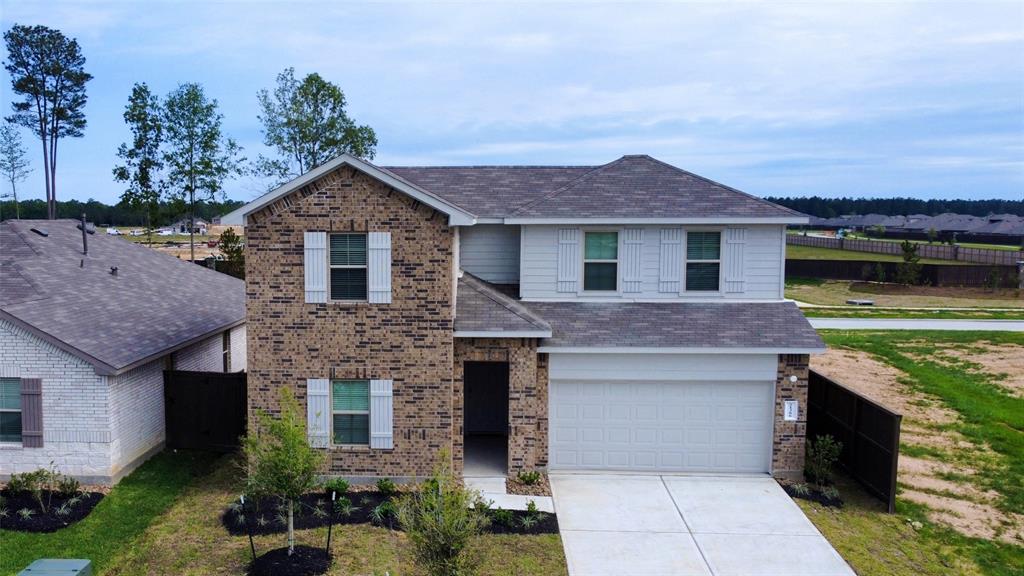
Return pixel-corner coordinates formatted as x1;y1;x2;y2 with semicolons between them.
809;318;1024;331
464;476;554;513
550;474;855;576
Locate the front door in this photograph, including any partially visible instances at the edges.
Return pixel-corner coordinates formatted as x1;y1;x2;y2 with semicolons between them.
464;361;509;434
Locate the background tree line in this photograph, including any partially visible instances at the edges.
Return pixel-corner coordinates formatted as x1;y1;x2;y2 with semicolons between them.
766;196;1024;218
0;197;244;226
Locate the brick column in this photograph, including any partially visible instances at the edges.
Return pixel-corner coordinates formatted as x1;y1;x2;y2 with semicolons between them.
772;354;809;479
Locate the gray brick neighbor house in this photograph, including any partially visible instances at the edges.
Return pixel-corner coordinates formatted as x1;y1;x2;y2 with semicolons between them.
223;153;824;482
0;220;246;483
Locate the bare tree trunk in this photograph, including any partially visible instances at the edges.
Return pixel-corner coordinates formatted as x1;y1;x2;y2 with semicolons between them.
39;128;52;220
287;499;295;555
189;190;195;263
49;132;58;220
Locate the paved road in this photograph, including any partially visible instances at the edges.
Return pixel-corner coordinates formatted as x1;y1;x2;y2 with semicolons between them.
810;318;1024;331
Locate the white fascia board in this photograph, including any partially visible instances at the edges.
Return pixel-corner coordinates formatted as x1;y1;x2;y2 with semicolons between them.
503;217;808;225
455;330;552;338
537;346;827;354
220;154;476;226
521;297;789;304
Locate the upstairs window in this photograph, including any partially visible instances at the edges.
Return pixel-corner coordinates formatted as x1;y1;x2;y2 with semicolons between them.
686;231;721;291
332;380;370;445
0;378;21;443
330;234;367;301
583;232;618;291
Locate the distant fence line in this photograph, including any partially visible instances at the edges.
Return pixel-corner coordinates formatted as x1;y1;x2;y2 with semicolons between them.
786;259;1018;288
787;234;1024;266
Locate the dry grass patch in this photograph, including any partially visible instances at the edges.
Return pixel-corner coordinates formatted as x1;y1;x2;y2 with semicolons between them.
787;279;1024;308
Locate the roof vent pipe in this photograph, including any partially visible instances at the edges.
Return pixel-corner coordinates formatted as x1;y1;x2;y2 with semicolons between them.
110;266;118;276
80;213;88;256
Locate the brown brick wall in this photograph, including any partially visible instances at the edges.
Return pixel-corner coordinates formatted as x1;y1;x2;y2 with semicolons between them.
245;166;455;478
772;353;810;479
453;338;547;477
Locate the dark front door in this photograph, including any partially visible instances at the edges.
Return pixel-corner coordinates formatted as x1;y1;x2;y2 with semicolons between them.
464;362;509;435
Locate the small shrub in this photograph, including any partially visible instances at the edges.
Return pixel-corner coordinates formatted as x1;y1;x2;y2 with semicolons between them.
370;500;397;527
56;475;81;498
492;507;515;528
519;514;539;530
376;477;398;496
17;507;35;520
791;482;811;497
323;477;350;496
821;486;841;501
334;496;358;518
5;472;32;494
805;435;843;486
312;503;328;519
874;262;886;283
395;452;489;576
55;502;72;518
516;470;542;486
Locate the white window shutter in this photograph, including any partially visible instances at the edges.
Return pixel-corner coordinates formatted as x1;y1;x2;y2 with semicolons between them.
622;228;643;293
557;228;580;293
367;232;392;304
370;379;393;450
304;232;327;303
306;378;330;448
658;228;682;293
724;228;747;293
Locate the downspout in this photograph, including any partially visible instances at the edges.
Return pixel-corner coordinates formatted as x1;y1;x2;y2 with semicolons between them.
452;226;461;318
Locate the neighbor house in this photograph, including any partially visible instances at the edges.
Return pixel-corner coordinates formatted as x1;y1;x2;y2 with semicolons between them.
223;154;824;482
0;220;246;483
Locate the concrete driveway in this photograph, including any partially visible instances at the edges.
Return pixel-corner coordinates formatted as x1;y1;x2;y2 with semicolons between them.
550;474;855;576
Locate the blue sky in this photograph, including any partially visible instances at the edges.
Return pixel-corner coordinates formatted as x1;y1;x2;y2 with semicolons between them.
1;0;1022;204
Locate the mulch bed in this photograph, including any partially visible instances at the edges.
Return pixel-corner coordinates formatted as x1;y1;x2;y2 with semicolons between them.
223;491;395;536
506;474;552;497
0;490;105;532
222;489;559;536
248;545;331;576
781;484;843;508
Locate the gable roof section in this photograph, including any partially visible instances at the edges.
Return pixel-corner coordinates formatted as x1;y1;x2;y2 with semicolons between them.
383;166;595;219
221;154;476;226
1;220;245;375
454;272;551;337
505;155;806;223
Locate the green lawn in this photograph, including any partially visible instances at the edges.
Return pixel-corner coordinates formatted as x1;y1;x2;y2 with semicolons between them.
1;453;567;576
801;308;1024;320
809;330;1024;575
0;451;218;576
843;233;1022;252
786;244;970;265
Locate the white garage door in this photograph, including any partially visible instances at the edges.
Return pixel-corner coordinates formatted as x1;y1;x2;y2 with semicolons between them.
549;380;774;473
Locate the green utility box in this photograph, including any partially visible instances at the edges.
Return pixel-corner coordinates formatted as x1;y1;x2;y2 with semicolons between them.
17;559;92;576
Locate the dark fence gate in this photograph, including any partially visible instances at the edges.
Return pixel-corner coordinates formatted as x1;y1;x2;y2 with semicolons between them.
806;370;902;512
164;370;247;452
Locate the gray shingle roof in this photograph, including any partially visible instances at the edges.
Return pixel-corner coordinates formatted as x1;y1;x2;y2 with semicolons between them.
1;220;245;375
455;273;551;335
385;156;802;221
383;166;594;219
508;155;804;220
525;300;824;350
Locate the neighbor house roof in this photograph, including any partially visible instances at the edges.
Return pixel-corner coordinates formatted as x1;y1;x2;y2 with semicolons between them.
223;153;806;225
0;220;245;375
454;273;551;337
526;300;824;353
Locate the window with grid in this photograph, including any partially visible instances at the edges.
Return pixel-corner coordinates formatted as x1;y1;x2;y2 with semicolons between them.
332;380;369;445
686;231;721;291
330;234;367;300
583;232;618;291
0;378;21;443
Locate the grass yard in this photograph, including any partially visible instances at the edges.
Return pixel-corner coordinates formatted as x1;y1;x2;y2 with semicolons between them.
786;244;971;265
800;308;1024;320
786;278;1024;308
806;330;1024;576
0;451;218;576
843;233;1023;252
2;453;566;576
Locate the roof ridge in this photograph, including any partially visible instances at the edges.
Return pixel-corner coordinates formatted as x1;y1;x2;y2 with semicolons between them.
384;165;597;170
641;156;807;218
507;157;627;216
459;272;550;331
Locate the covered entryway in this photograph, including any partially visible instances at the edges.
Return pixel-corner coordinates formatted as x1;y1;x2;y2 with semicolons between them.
548;353;776;474
463;361;510;476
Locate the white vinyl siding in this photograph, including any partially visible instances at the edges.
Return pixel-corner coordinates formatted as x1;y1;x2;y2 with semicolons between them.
520;224;784;300
459;225;520;284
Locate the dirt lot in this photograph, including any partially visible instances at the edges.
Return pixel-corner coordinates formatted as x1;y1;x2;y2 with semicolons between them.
788;279;1024;308
812;346;1024;544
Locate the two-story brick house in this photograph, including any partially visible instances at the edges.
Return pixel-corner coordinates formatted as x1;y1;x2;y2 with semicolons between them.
223;153;824;482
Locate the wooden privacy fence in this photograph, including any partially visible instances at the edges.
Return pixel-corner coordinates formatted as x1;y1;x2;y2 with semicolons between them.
164;370;247;452
807;369;901;513
788;234;1023;266
785;259;1019;287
